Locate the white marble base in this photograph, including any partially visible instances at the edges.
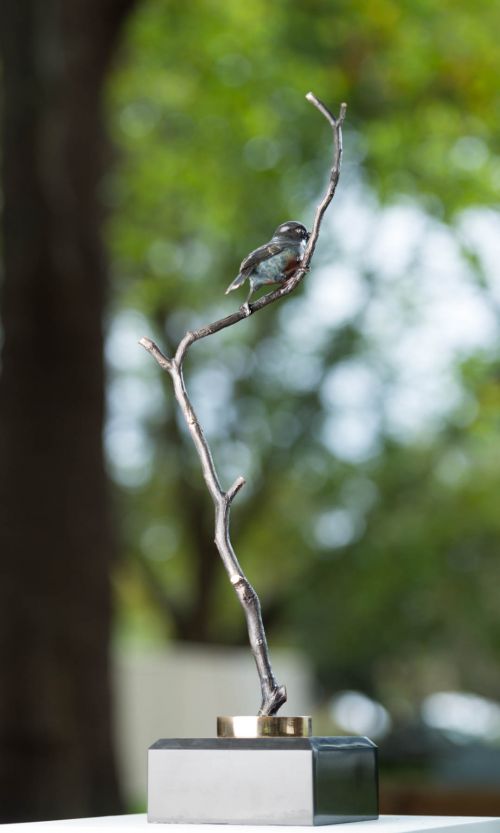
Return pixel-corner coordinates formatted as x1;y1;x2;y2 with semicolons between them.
0;815;499;832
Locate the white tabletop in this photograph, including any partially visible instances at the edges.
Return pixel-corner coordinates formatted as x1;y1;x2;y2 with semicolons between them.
0;815;499;832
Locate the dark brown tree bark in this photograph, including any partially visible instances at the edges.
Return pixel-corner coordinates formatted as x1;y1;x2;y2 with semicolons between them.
0;0;136;822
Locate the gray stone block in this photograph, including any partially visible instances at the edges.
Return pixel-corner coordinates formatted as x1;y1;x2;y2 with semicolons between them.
147;736;378;825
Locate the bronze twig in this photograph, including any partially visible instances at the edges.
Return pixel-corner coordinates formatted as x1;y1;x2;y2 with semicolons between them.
140;94;346;716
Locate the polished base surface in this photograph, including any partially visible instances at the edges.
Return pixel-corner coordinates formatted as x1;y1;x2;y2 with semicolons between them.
147;736;378;826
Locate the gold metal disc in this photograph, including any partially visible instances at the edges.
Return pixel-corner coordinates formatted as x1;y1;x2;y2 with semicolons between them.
217;715;312;738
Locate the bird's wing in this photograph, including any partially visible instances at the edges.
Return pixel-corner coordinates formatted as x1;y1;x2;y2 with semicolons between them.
225;272;247;293
239;241;286;274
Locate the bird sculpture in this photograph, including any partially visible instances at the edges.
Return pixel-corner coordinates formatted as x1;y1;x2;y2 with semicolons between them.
226;221;310;310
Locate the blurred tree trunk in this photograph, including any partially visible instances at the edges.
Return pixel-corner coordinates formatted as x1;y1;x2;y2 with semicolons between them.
0;0;135;822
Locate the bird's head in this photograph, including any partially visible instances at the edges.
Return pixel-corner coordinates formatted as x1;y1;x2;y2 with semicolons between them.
272;221;310;244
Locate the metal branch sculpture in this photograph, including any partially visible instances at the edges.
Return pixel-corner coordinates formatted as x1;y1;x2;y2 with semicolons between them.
140;93;346;716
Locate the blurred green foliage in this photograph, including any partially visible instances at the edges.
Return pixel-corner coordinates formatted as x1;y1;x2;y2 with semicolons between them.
105;0;500;712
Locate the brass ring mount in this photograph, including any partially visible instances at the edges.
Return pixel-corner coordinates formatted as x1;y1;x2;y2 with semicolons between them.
217;715;312;738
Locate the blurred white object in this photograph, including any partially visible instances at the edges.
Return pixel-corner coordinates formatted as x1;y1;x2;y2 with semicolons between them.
422;690;500;741
330;690;392;739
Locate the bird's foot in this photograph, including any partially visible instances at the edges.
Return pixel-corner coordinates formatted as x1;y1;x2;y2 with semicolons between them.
240;302;252;318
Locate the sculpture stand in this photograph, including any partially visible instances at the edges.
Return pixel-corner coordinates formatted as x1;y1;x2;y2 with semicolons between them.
147;717;379;826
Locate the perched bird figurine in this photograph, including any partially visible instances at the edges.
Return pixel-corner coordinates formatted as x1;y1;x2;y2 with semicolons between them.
226;221;310;310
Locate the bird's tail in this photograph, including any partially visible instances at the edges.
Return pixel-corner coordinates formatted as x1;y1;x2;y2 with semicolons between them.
225;273;246;294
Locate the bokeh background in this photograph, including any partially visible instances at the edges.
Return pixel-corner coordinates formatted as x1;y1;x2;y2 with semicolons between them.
1;0;500;823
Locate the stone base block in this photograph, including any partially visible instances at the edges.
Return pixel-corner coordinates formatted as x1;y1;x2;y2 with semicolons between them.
147;736;378;825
